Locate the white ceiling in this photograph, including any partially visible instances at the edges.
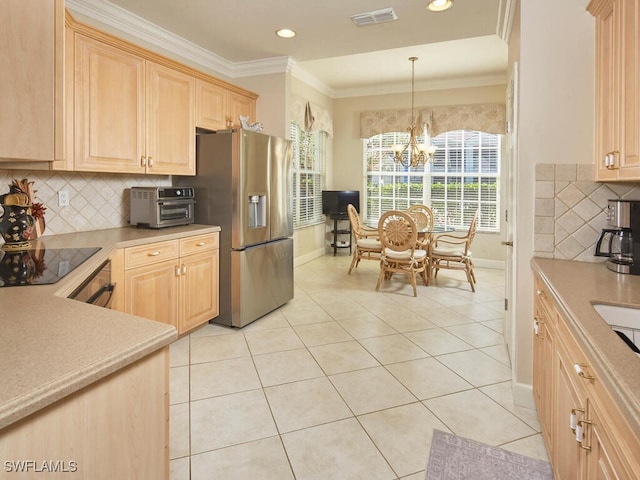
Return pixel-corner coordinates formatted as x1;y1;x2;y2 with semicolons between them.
67;0;511;97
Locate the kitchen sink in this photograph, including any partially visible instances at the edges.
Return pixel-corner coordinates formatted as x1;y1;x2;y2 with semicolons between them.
593;303;640;354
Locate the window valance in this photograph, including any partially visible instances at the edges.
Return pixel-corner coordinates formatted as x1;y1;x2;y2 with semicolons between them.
359;108;432;139
359;103;506;138
291;96;333;137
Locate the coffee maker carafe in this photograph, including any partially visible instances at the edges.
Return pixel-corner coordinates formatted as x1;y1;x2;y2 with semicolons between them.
597;199;640;274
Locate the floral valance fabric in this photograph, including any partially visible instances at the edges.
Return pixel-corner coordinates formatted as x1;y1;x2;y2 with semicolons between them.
359;108;433;139
359;103;506;138
291;96;333;137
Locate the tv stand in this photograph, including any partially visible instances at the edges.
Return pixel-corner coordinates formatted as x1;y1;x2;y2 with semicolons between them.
329;213;351;256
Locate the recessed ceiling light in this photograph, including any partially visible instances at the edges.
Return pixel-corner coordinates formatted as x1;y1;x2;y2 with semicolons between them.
276;28;296;38
427;0;454;12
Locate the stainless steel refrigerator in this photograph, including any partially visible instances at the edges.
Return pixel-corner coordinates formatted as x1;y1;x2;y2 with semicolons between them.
174;129;294;327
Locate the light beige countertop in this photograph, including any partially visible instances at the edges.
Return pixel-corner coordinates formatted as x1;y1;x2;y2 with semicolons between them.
0;224;220;430
531;257;640;438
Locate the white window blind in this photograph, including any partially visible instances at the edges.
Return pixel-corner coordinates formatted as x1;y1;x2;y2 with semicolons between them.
364;130;501;232
290;122;326;228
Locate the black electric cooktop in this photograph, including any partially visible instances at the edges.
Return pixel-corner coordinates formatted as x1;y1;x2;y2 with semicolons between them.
0;247;101;287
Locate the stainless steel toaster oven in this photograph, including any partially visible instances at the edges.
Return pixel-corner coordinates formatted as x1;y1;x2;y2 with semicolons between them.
130;186;195;228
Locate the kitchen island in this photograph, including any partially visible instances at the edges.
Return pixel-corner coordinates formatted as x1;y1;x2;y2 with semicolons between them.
0;224;219;479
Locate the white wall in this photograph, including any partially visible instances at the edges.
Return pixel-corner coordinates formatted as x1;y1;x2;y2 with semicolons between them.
235;73;289;139
511;0;595;406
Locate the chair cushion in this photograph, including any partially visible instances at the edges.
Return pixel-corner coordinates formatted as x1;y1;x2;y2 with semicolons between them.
384;248;427;260
358;238;382;249
432;246;471;257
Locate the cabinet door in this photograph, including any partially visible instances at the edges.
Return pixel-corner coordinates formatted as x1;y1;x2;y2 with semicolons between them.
619;0;640;178
0;0;64;162
228;92;256;128
196;79;228;130
179;249;219;334
554;341;587;480
586;404;631;480
125;259;178;328
533;306;554;456
146;61;195;175
594;0;621;181
74;34;145;173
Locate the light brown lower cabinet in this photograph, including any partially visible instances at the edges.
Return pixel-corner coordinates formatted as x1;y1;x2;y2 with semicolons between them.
112;232;219;335
533;272;640;479
178;234;220;333
532;281;554;454
0;348;169;480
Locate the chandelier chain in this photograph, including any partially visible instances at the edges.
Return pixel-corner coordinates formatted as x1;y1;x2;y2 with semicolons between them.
392;56;436;168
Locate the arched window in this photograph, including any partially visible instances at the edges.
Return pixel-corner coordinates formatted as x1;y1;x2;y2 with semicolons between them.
364;129;500;232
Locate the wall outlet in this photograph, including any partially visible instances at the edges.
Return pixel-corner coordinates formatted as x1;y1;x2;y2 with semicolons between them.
58;190;70;207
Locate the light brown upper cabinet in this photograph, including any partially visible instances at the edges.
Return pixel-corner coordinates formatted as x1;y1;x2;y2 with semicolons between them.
0;0;65;162
228;91;257;128
73;33;195;175
589;0;640;181
196;79;257;131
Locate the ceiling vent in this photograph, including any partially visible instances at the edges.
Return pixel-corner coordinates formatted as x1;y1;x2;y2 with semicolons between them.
350;7;398;26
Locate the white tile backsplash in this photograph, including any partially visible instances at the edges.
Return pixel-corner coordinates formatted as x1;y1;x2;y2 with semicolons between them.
534;163;640;261
0;169;171;236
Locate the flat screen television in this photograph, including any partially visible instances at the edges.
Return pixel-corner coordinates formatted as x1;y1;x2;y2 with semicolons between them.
322;190;360;215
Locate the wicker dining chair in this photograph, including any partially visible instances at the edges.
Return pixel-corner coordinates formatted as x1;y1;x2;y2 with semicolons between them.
347;204;382;274
406;204;434;230
375;210;428;297
406;204;434;250
429;210;479;291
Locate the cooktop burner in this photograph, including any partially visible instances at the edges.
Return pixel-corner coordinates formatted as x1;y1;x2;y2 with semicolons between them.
0;247;101;287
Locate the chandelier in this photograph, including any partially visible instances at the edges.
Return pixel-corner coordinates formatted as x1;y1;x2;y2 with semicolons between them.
392;57;436;168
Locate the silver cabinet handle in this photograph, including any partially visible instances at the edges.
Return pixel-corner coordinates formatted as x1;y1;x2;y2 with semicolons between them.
533;317;544;337
148;156;154;167
605;151;620;170
141;155;147;167
573;363;595;380
501;241;513;246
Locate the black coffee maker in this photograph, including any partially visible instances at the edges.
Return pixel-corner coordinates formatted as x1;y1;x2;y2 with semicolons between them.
595;199;640;274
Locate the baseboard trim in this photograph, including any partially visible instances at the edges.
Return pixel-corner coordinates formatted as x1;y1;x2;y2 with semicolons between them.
474;258;505;269
294;248;326;267
513;381;535;409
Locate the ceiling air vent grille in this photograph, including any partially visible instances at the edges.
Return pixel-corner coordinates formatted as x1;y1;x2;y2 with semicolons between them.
350;8;398;26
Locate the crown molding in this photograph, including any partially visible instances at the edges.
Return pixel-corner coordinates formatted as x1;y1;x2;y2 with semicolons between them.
65;0;293;80
291;65;336;98
497;0;517;43
66;0;508;99
330;74;508;99
234;57;296;78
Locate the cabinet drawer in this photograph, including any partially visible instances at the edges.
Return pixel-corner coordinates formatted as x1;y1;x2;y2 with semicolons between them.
125;240;178;269
534;276;556;325
180;233;219;256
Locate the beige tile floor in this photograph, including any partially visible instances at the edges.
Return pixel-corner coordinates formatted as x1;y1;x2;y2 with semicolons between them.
169;254;548;480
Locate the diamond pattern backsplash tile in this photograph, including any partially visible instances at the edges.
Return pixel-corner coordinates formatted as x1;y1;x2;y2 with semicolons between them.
0;169;171;236
534;164;640;262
